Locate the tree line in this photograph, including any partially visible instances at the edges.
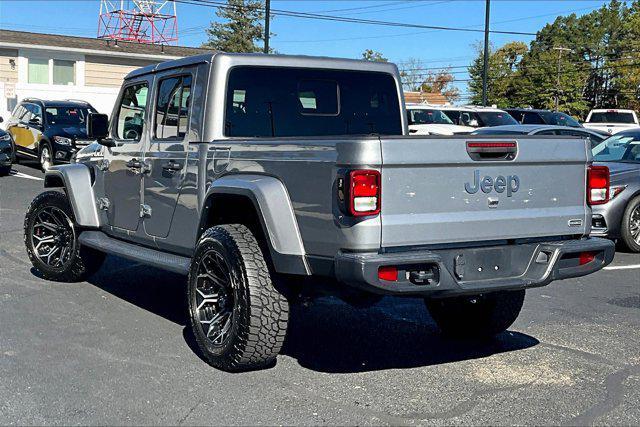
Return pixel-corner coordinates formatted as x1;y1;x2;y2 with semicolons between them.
468;0;640;117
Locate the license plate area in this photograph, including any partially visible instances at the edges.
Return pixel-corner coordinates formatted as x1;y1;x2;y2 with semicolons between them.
439;244;538;282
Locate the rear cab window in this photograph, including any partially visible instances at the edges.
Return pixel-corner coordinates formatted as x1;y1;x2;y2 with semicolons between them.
588;111;636;124
224;67;402;137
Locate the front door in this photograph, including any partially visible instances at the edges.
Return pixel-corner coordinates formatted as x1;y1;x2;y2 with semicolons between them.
8;103;43;157
104;79;151;231
143;71;193;238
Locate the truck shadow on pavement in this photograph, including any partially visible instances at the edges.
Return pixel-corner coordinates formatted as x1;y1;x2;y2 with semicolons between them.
74;256;539;374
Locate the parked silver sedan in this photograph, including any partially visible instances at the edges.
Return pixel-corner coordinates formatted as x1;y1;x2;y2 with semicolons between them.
590;129;640;252
471;124;607;148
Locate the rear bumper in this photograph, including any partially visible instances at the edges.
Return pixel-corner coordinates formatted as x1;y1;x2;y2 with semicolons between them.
335;237;615;298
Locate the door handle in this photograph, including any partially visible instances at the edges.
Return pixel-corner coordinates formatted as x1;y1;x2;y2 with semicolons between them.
126;158;150;175
162;161;182;172
126;159;142;169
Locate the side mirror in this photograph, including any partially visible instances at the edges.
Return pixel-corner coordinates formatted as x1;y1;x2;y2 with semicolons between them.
87;113;114;147
29;117;41;126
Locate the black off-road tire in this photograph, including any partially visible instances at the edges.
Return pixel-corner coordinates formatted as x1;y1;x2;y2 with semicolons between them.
620;195;640;253
188;224;289;372
24;191;105;282
425;290;525;338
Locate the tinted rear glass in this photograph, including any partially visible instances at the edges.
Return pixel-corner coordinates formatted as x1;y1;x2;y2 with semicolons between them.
539;111;581;127
225;66;402;137
588;112;636;124
443;110;517;127
477;111;518;126
45;106;93;126
522;112;545;124
407;109;454;125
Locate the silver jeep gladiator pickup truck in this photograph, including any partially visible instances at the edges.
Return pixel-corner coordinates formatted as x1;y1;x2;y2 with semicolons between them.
24;53;615;372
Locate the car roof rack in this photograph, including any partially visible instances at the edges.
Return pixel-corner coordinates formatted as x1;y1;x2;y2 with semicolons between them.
65;99;91;104
22;97;43;103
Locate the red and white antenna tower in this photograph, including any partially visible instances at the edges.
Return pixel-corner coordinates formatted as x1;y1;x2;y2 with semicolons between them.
98;1;178;45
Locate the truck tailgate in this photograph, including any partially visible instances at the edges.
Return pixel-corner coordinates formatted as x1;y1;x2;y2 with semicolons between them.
380;136;590;248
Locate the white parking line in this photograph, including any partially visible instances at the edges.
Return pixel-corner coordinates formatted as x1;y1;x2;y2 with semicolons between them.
604;264;640;271
9;171;43;181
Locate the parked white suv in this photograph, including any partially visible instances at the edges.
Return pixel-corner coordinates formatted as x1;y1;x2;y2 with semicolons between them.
583;109;640;135
406;104;474;135
440;105;518;129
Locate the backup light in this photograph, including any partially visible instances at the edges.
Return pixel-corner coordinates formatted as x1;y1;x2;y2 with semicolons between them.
587;165;610;205
349;170;380;216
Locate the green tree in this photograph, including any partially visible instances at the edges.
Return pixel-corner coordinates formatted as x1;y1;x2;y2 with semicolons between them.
203;0;266;53
467;41;528;107
466;0;639;116
361;49;388;62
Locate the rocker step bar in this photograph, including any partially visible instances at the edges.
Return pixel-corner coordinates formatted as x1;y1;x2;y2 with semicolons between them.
78;231;191;275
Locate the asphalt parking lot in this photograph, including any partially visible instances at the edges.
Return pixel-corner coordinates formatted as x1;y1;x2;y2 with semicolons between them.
1;162;639;425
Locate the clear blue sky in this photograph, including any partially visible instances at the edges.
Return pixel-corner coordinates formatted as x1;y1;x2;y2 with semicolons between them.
0;0;615;96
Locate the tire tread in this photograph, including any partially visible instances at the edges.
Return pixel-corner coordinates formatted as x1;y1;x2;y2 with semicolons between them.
189;224;289;372
24;190;104;282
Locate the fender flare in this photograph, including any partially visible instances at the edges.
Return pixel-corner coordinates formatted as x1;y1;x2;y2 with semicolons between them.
44;164;100;228
201;174;309;275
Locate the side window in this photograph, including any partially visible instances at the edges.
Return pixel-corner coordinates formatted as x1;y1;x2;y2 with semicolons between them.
523;112;544;124
509;111;524;123
444;111;461;125
588;134;605;149
116;82;148;142
23;104;42;123
154;75;192;140
12;105;26;121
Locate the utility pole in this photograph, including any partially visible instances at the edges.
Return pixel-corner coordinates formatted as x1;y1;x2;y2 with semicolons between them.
481;0;491;106
554;46;571;110
264;0;271;54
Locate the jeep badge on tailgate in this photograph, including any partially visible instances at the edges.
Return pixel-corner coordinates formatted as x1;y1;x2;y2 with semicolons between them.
465;170;520;197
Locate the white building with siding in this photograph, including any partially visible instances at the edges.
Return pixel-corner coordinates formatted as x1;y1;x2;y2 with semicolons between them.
0;30;211;123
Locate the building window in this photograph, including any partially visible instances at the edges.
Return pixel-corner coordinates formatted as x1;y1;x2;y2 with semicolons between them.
28;58;49;84
53;59;75;85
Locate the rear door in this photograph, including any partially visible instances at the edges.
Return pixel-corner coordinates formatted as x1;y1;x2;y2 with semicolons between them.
142;68;194;238
379;136;590;248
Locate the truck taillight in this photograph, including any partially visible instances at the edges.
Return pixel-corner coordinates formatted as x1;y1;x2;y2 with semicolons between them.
587;165;610;205
349;170;381;216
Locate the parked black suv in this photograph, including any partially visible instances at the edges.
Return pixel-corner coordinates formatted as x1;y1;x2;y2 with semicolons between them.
506;108;582;128
0;116;15;176
6;99;98;172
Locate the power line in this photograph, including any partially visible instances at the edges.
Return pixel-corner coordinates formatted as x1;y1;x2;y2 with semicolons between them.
174;0;537;36
401;60;640;84
316;0;455;16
